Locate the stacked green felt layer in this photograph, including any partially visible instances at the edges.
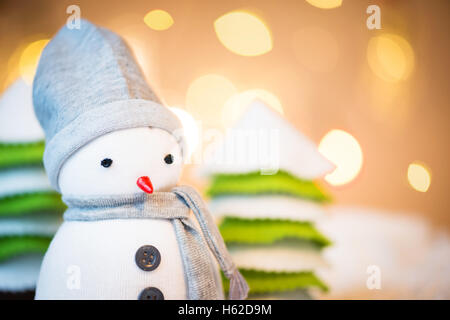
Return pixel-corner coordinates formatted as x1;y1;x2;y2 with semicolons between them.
0;192;66;216
222;269;328;294
0;80;63;291
219;217;331;248
0;141;45;169
0;138;64;286
0;189;64;259
0;236;51;262
0;190;62;263
219;217;330;295
207;170;331;202
207;171;331;297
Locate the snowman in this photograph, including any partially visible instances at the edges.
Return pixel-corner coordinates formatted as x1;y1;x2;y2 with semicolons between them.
32;19;248;300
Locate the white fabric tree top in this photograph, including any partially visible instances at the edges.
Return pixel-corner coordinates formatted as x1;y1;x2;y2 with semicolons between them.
0;79;45;143
200;100;334;180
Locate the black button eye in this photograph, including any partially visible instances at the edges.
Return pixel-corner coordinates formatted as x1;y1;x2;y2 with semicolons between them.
101;158;113;168
164;154;174;164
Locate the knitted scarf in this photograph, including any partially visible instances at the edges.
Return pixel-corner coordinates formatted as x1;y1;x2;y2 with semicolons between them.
62;185;249;300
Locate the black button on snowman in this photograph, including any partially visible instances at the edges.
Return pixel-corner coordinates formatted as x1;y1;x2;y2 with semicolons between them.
135;245;163;299
135;245;161;271
139;287;164;300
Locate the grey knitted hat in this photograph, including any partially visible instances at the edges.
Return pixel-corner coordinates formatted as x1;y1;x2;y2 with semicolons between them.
33;19;185;191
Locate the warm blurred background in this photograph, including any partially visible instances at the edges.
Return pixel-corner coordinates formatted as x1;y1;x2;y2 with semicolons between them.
1;0;448;227
0;0;449;299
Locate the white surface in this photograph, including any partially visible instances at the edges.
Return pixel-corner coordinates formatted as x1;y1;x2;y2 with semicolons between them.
36;219;188;299
36;218;223;300
59;127;183;195
209;195;326;223
0;79;45;143
316;206;450;299
200;100;335;180
229;243;329;272
0;254;43;292
0;167;52;197
0;213;62;237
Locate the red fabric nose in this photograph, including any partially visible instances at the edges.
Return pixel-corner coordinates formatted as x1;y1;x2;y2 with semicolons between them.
137;176;153;194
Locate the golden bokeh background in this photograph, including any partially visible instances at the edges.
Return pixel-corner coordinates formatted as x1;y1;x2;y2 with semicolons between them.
0;0;448;228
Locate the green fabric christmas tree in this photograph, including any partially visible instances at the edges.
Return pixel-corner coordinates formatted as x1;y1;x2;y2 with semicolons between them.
201;101;335;299
0;79;65;293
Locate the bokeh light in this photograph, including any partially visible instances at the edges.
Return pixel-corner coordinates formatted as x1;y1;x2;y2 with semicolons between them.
319;129;363;186
368;78;411;127
143;9;174;31
185;74;238;127
305;0;343;9
19;39;49;84
292;27;339;73
407;162;431;193
214;11;272;56
169;107;200;158
367;33;415;82
222;89;283;127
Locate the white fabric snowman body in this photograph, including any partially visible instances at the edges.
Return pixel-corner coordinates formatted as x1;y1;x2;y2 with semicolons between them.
36;128;222;299
32;20;247;300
